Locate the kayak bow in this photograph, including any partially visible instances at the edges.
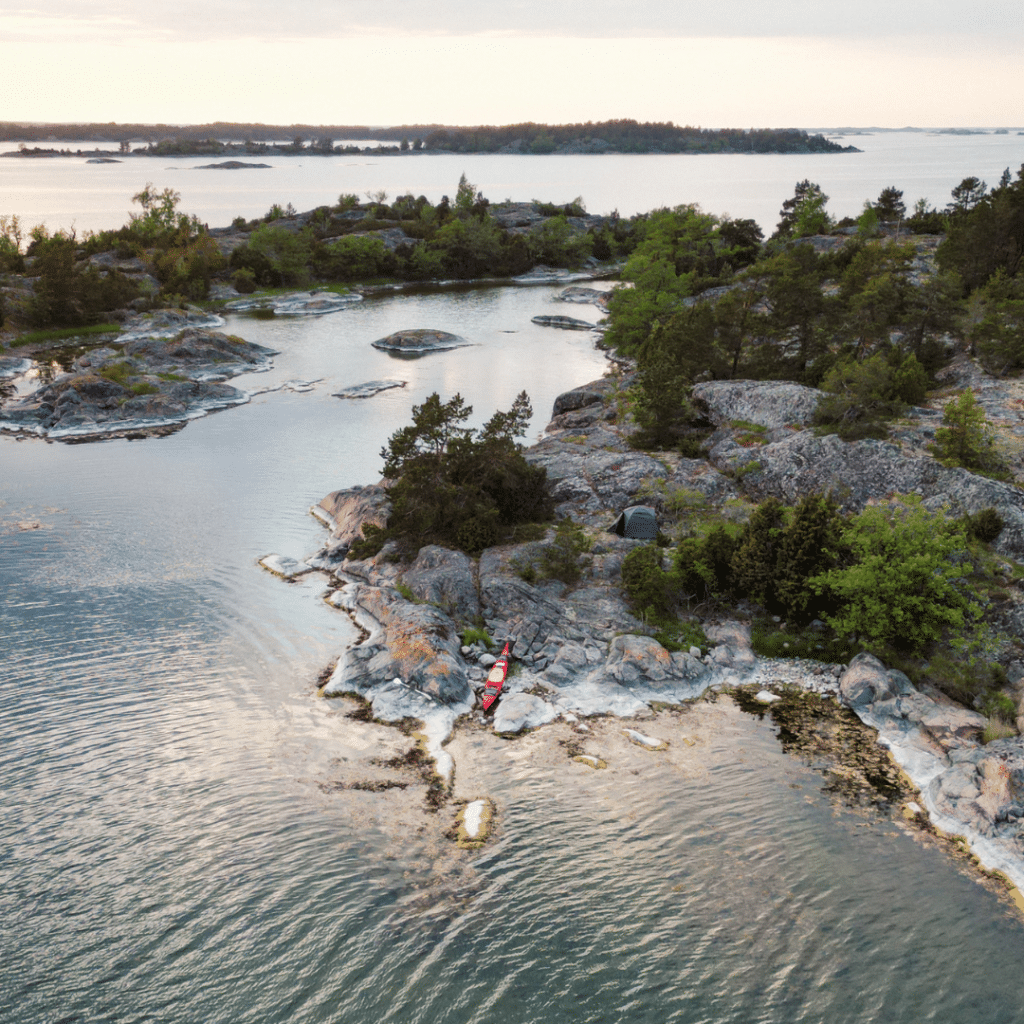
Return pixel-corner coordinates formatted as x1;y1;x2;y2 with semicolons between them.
481;641;511;712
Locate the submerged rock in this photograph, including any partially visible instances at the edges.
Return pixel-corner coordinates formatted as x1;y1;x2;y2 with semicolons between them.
225;291;362;317
492;692;558;733
333;379;406;399
531;314;597;331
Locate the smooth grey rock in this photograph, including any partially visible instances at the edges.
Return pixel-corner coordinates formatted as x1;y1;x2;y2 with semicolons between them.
492;692;558;733
259;554;311;578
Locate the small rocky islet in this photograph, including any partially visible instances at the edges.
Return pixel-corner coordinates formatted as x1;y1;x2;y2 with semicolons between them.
262;367;1024;911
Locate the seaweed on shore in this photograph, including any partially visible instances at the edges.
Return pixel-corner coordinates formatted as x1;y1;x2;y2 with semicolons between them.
730;685;913;805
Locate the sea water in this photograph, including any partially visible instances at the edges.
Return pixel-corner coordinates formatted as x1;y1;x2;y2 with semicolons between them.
4;142;1024;1022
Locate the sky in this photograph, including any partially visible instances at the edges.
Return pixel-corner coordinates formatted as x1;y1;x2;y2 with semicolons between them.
2;1;1022;128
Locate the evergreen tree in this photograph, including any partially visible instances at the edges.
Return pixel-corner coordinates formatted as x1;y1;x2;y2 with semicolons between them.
731;498;786;609
931;389;1007;477
774;494;846;624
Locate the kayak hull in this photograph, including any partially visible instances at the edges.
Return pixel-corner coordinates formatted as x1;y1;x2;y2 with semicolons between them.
481;642;511;712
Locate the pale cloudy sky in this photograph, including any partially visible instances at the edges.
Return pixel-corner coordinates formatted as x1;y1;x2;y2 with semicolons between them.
2;1;1020;126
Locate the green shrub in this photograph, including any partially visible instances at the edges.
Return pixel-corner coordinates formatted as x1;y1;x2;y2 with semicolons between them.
810;496;983;655
461;627;493;649
731;498;785;609
232;268;257;293
622;544;671;617
539;518;592;584
99;361;136;386
750;617;859;663
652;620;711;656
774;493;846;624
813;353;907;440
965;507;1005;542
931;389;1009;479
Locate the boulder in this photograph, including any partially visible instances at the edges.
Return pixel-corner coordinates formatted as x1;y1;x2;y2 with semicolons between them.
492;692;558;733
590;634;708;702
839;653;915;706
551;381;613;417
692;379;822;429
371;329;470;354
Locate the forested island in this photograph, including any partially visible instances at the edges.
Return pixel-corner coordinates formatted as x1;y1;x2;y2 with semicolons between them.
0;119;857;156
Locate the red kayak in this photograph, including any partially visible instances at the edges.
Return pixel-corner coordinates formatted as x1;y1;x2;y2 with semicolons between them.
481;642;511;711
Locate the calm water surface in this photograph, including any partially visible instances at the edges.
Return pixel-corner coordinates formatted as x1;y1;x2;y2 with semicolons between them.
4;154;1024;1023
3;131;1024;235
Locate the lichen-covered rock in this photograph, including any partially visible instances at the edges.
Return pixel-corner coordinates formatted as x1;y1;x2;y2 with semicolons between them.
123;327;275;372
325;582;470;705
551;380;617;417
402;545;480;621
710;429;1024;559
692;379;822;429
312;484;390;565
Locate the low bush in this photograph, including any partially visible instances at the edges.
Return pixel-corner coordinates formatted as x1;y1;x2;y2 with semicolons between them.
538;518;593;584
750;617;859;663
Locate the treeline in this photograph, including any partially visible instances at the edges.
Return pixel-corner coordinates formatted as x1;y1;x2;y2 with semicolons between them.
224;180;626;293
0;120;856;155
611;168;1024;450
0;176;632;327
421;121;855;155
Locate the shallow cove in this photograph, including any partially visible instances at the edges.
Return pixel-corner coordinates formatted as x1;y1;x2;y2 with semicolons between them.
3;282;1024;1022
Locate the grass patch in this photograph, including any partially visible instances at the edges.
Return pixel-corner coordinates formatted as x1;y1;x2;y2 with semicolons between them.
651;620;711;656
461;626;493;649
98;360;136;386
983;718;1017;743
13;323;119;347
750;616;860;664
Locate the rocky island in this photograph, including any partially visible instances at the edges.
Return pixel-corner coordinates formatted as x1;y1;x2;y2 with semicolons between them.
262;364;1024;911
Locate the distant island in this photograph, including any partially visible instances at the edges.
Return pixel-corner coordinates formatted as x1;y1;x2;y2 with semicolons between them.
0;120;859;157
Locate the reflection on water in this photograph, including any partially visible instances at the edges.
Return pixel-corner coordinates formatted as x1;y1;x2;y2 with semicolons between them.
3;284;1024;1023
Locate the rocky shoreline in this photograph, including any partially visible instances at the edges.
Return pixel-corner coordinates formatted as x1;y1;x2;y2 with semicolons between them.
0;274;611;442
262;371;1024;910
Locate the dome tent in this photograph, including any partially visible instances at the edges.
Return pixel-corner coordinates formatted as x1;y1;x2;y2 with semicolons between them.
609;505;658;539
